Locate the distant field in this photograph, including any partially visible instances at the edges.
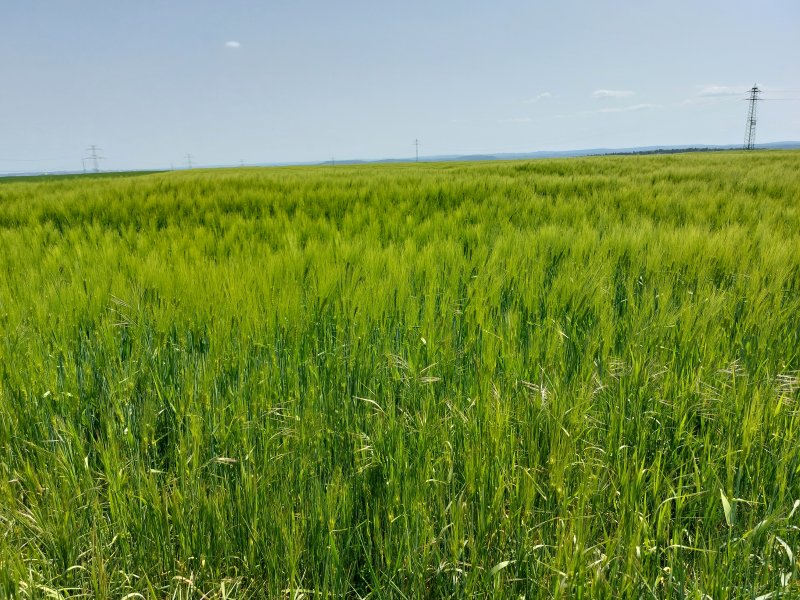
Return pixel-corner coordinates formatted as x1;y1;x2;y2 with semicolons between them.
1;152;799;598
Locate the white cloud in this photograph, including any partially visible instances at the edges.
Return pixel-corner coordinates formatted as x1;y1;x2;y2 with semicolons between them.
681;84;751;106
498;117;532;124
525;92;552;104
224;41;241;49
599;103;662;113
697;85;746;97
555;102;664;119
591;89;634;99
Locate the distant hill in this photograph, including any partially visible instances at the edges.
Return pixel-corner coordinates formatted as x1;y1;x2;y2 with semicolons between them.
396;141;800;164
3;142;799;177
318;141;800;166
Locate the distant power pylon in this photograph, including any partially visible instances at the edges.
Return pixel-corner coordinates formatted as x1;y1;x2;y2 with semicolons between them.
186;154;194;169
84;145;104;173
414;138;421;162
744;85;761;150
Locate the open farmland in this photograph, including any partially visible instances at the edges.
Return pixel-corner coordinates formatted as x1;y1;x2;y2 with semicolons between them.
1;152;799;598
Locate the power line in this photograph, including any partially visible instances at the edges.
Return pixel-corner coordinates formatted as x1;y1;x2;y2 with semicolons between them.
186;153;193;169
743;85;761;151
414;138;421;162
0;157;71;162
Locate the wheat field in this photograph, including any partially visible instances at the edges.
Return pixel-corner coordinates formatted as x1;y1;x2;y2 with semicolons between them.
0;151;799;598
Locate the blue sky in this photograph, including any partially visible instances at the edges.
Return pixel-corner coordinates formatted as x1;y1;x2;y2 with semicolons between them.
1;0;798;172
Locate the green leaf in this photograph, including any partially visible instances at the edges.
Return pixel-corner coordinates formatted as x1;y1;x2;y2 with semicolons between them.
491;560;514;575
720;489;733;527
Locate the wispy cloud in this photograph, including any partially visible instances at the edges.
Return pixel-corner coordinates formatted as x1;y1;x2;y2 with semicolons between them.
681;84;749;106
599;103;662;113
224;41;242;49
591;89;634;99
681;97;712;106
525;92;552;104
498;117;532;124
696;85;746;97
556;103;663;119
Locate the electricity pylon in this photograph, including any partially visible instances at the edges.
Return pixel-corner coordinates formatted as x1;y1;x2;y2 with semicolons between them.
744;85;761;150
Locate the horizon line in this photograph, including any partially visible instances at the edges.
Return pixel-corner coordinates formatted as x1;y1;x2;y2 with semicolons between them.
2;140;800;177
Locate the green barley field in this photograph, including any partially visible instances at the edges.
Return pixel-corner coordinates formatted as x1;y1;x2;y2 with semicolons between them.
1;151;799;598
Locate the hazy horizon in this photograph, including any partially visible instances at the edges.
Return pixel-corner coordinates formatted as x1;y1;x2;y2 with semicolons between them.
2;0;799;172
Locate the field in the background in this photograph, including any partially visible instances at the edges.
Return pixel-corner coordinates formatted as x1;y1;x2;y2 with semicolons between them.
1;152;799;598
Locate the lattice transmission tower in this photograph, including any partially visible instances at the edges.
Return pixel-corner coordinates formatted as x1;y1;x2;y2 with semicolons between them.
84;145;104;173
743;85;761;150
